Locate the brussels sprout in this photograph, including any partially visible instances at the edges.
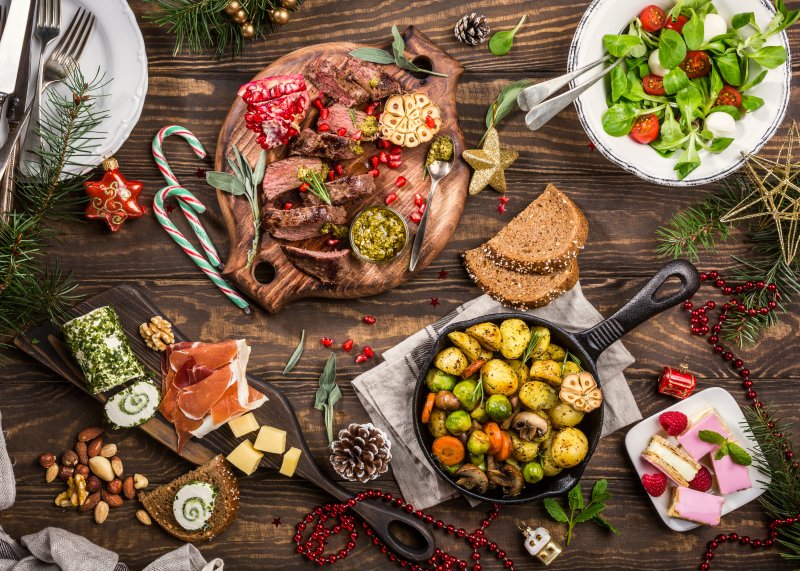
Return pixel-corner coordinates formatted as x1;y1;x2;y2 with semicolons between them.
441;462;463;475
499;319;531;359
504;359;530;385
445;410;472;435
529;360;563;387
481;359;518;396
548;402;585;429
434;347;468;376
453;379;480;411
469;454;487;471
426;368;458;392
447;332;483;362
518;381;559;410
485;394;513;422
428;409;448;437
470;403;488;422
550;427;589;468
466;322;502;351
522;461;544;484
510;432;540;462
468;430;491;455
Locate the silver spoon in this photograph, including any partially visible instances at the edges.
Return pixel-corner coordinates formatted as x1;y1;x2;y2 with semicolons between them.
409;159;453;272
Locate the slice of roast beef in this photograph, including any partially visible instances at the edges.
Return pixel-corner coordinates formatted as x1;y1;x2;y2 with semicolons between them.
343;56;402;100
302;174;376;207
306;58;369;107
262;156;326;203
282;245;350;285
324;104;377;141
263;205;348;241
290;129;363;161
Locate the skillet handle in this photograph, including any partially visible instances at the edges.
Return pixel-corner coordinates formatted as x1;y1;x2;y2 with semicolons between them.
574;260;700;362
350;497;437;561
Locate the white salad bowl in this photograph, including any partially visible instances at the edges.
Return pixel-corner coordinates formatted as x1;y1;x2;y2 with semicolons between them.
568;0;791;186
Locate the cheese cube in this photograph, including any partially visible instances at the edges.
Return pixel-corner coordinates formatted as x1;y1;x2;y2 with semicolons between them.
254;425;287;454
228;413;259;438
226;439;263;476
280;447;302;477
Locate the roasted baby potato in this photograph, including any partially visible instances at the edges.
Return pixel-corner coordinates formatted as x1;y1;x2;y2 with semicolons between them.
540;436;563;477
479;347;494;361
434;347;468;376
466;322;502;352
529;359;563;387
510;432;540;462
528;325;551;360
546;344;566;361
518;381;559;410
447;332;483;362
562;361;582;377
499;319;531;360
504;359;529;385
428;409;448;437
481;359;519;396
550;427;589;468
548;402;585;429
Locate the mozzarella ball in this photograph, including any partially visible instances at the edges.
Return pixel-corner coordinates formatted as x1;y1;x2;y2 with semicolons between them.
705;111;737;139
648;50;669;76
703;13;728;43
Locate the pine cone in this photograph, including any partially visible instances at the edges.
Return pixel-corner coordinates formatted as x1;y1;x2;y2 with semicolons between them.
454;13;490;46
329;423;392;483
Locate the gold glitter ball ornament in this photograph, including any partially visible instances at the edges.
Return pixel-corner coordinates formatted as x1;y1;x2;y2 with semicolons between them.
462;127;518;195
241;22;256;39
281;0;298;8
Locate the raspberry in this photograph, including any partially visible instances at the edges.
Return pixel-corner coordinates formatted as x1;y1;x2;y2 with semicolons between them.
641;473;667;497
659;411;689;436
689;466;713;492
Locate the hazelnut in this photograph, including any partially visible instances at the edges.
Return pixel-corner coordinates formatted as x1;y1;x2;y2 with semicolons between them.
58;465;74;481
74;441;88;465
86;475;102;493
61;450;78;468
107;479;122;495
74;464;89;479
38;452;56;469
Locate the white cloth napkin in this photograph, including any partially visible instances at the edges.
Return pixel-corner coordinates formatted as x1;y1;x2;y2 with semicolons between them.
352;283;641;510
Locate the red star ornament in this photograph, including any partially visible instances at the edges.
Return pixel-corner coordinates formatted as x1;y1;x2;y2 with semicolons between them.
84;157;144;231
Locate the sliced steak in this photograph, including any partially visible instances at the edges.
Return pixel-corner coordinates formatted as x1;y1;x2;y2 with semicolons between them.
282;246;350;285
262;156;326;203
324;104;378;141
290;129;363;161
263;205;348;241
302;174;376;207
306;58;369;107
343;56;402;100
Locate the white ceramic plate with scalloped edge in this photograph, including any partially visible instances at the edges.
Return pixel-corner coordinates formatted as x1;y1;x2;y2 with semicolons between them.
567;0;790;186
624;387;768;531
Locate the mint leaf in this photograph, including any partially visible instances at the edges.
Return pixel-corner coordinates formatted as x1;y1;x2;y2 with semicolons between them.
543;498;569;523
591;479;609;502
699;429;727;445
568;482;584;511
574;501;606;523
714;442;729;460
591;514;619;534
728;443;752;466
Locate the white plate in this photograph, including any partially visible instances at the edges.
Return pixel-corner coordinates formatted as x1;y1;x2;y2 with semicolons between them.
568;0;791;186
624;387;768;531
1;0;147;171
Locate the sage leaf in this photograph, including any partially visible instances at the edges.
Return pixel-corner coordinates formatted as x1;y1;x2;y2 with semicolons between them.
486;79;533;131
206;171;247;196
252;150;267;189
489;15;526;56
349;47;394;64
543;498;569;523
314;353;339;444
282;329;305;375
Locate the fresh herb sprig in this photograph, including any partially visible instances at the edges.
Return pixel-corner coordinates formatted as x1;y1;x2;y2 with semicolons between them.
480;80;533;145
520;331;542;364
350;25;448;78
470;372;485;409
314;353;341;445
699;429;753;465
282;330;305;375
206;147;265;268
543;479;618;545
299;168;332;205
561;350;584;375
489;15;527;56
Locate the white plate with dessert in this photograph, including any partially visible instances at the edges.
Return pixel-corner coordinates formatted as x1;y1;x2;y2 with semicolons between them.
624;387;768;531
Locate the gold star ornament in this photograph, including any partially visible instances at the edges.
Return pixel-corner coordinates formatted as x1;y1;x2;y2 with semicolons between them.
462;127;518;195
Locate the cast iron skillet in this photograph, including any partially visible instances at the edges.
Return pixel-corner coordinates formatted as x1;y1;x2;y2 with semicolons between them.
412;259;700;504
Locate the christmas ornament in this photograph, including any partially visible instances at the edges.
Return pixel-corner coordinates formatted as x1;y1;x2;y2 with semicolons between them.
241;22;256;39
518;521;562;565
454;12;490;45
462;127;518;195
232;9;248;24
84;157;144;232
223;0;240;15
658;364;697;399
281;0;297;8
271;7;290;25
329;423;391;483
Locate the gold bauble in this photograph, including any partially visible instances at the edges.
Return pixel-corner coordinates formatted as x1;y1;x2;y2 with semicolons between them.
232;9;248;24
281;0;298;9
271;7;290;25
241;22;256;39
223;0;241;15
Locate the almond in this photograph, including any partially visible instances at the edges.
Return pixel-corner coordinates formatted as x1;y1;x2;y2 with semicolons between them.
78;427;103;443
122;477;135;500
135;509;152;526
45;464;58;483
87;437;103;458
74;441;89;465
110;456;123;478
99;443;117;458
133;473;148;490
101;490;123;508
79;492;100;512
88;456;114;482
94;500;109;524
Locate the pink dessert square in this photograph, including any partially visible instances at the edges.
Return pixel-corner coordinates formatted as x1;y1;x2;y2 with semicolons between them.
677;410;730;460
711;453;752;495
668;487;725;526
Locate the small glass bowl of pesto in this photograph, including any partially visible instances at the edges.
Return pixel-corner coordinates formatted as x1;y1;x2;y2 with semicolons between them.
350;206;409;263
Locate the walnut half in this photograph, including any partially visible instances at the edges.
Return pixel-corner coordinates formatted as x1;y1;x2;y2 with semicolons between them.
139;316;174;351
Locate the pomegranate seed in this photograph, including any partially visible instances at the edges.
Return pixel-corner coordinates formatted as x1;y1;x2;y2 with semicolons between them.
319;108;329;120
325;238;340;247
418;203;426;215
313;99;323;110
342;339;354;352
379;151;389;164
318;123;330;132
378;139;391;149
370;155;380;168
283;202;294;210
390;146;403;156
321;337;334;348
337;127;347;137
395;176;407;188
366;103;377;115
385;192;398;205
368;168;380;177
363;346;375;358
317;91;325;100
352;130;362;141
414;193;424;207
335;163;344;176
425;115;436;129
499;196;509;205
355;354;368;364
299;182;310;193
410;212;422;224
328;169;335;181
362;315;377;325
388;159;402;169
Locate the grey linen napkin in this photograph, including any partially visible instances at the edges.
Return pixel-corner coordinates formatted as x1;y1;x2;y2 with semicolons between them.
352;283;641;510
0;411;223;571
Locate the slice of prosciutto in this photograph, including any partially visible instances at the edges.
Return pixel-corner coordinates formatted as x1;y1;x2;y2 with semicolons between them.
158;340;267;454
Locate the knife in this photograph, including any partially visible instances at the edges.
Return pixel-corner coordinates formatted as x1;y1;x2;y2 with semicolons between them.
0;0;36;106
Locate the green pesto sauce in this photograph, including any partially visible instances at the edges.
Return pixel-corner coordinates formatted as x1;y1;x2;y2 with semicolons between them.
369;77;380;89
351;207;406;262
359;116;379;137
320;222;349;239
296;164;328;181
426;136;454;166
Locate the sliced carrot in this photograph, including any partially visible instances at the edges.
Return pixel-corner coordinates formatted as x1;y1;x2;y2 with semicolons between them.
485;422;503;455
432;435;465;466
461;359;486;379
421;393;436;424
494;431;512;462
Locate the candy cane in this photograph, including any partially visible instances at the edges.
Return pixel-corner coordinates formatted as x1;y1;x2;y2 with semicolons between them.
153;185;250;313
152;125;223;270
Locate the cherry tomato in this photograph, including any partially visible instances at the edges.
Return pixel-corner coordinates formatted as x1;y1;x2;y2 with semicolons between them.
639;5;667;32
714;85;742;108
665;15;689;34
680;51;712;79
630;113;660;145
642;75;666;96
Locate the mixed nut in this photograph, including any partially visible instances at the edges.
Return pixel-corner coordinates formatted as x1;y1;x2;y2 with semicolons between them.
39;427;150;525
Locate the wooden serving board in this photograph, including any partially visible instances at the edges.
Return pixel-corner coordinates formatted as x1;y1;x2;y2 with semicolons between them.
215;27;466;313
15;285;436;560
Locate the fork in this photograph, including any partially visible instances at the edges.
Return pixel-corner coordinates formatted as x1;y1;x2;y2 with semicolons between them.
33;0;62;129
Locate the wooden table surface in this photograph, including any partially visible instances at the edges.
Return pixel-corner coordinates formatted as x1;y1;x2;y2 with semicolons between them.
2;1;799;569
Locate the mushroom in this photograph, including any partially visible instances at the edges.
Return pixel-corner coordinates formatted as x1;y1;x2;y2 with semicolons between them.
434;390;461;411
511;412;549;441
487;464;525;497
454;464;489;495
501;396;523;430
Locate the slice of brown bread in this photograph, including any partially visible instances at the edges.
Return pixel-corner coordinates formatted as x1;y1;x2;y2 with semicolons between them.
463;248;579;310
139;454;239;542
482;183;588;274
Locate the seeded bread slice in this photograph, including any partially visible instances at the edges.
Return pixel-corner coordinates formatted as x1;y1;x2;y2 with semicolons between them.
482;183;588;274
139;454;239;543
463;248;579;310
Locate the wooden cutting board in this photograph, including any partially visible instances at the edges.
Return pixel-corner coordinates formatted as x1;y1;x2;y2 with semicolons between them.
214;26;466;313
14;285;436;559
